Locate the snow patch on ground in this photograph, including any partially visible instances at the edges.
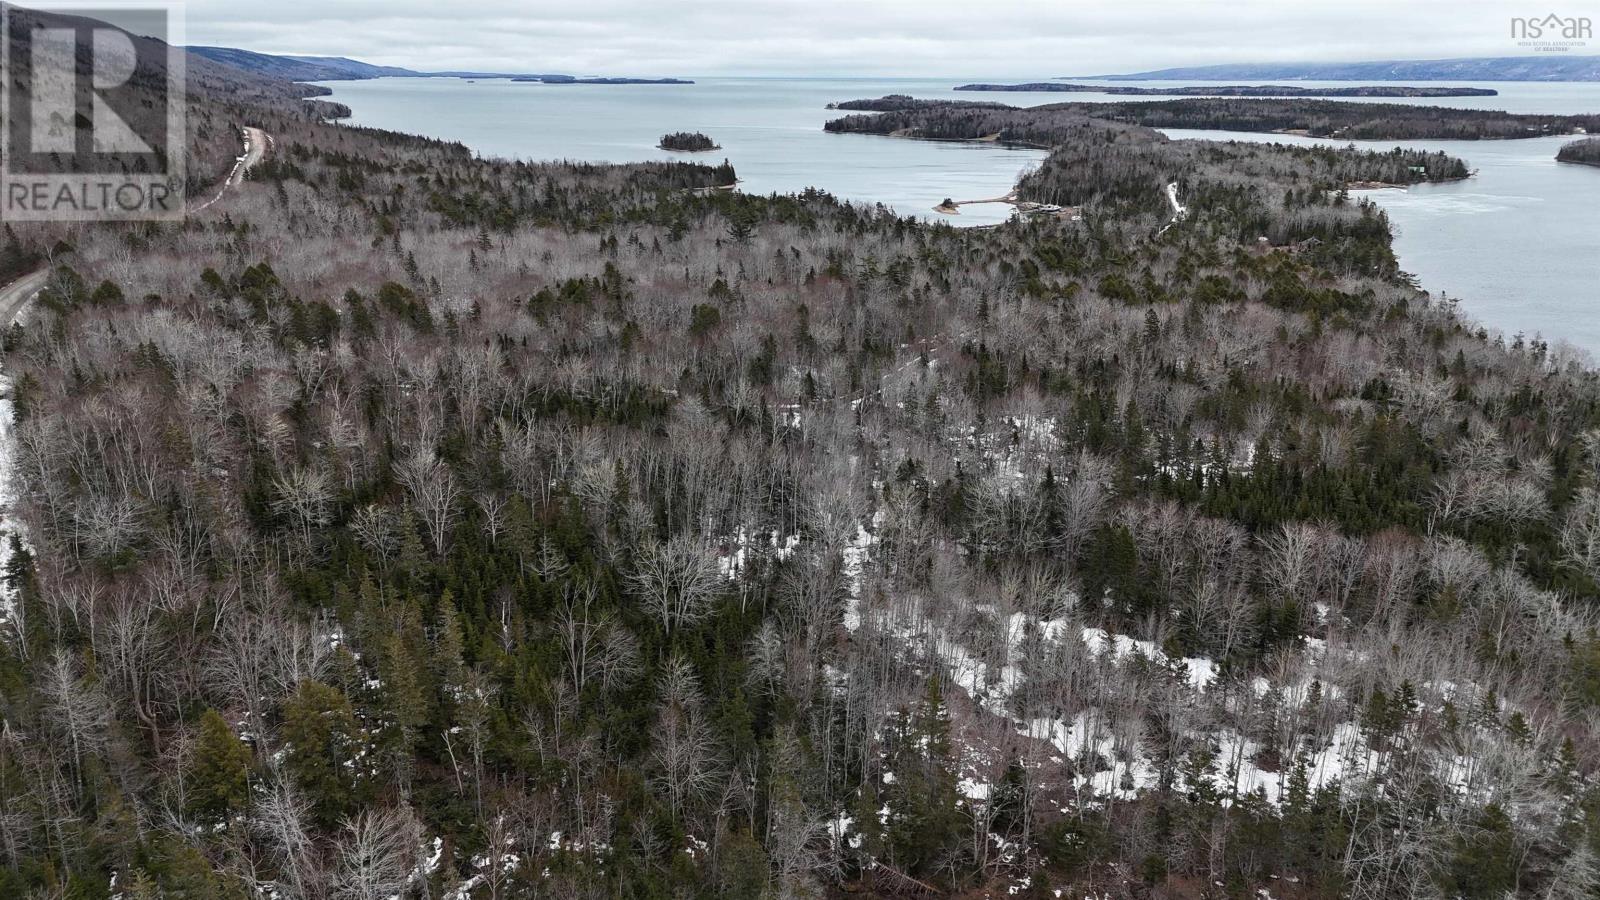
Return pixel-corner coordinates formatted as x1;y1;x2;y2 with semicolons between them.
718;526;802;579
1081;627;1219;690
862;593;1475;810
952;414;1061;481
841;521;877;631
0;387;26;637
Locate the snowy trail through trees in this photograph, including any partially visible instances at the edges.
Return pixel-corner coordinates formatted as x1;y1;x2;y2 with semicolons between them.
0;127;267;634
0;270;40;630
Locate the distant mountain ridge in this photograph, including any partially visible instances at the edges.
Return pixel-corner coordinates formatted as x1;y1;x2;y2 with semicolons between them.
1081;55;1600;82
280;55;422;79
187;46;691;84
186;46;380;81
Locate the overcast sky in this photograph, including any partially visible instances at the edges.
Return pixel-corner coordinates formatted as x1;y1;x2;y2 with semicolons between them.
179;1;1591;77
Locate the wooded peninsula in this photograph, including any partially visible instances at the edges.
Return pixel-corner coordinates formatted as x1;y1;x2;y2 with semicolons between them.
826;95;1600;141
1558;136;1600;166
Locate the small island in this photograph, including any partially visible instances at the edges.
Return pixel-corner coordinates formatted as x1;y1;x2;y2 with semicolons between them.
1557;136;1600;167
659;131;720;152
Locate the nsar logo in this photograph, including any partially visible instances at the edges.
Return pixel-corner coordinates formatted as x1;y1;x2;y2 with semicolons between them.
1511;13;1592;51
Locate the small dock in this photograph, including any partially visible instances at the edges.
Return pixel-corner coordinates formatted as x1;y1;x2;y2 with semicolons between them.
934;190;1080;220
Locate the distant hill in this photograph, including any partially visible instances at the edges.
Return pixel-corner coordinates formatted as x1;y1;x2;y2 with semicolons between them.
5;19;344;191
188;45;690;85
280;55;422;79
1081;55;1600;82
186;46;376;81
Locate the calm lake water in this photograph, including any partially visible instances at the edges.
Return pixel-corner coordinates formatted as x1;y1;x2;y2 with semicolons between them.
318;76;1600;353
317;77;1055;226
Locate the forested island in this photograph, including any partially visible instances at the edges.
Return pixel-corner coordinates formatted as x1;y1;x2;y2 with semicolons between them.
10;10;1600;900
827;95;1600;141
956;82;1499;97
658;131;721;151
1558;136;1600;166
828;94;1013;111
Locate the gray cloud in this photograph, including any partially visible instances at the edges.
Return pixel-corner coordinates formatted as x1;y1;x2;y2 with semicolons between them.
181;0;1574;77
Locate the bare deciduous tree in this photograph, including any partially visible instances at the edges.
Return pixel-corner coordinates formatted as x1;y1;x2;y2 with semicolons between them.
332;805;423;900
650;658;725;820
628;535;723;636
1560;487;1600;582
397;447;460;555
254;778;321;900
273;465;334;551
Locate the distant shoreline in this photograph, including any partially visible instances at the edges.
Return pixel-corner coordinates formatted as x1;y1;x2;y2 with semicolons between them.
957;83;1498;98
1067;53;1600;82
187;45;694;86
511;76;694;85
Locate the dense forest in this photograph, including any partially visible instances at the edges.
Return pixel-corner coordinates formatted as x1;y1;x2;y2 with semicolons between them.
7;15;1600;900
660;132;721;152
1558;136;1600;166
827;95;1600;141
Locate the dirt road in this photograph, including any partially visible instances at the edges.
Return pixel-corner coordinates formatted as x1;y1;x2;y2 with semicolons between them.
234;127;269;186
0;126;267;325
193;126;270;212
0;269;46;329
